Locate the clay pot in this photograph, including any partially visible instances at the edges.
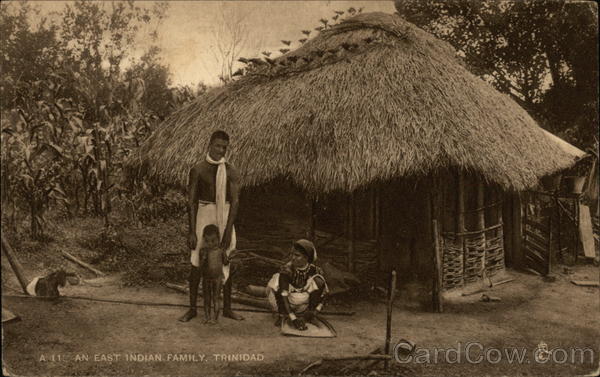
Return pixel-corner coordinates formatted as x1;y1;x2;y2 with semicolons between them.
540;174;561;191
563;176;586;194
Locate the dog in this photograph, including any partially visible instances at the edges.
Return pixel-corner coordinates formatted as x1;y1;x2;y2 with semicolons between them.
26;270;70;298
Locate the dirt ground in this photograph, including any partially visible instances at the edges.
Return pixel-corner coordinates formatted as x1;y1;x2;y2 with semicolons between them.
3;263;599;376
2;205;599;376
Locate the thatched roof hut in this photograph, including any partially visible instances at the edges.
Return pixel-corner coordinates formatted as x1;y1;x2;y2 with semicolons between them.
127;12;579;193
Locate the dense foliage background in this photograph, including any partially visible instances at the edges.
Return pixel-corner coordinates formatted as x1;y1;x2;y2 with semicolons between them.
1;0;597;242
0;1;200;239
395;0;598;149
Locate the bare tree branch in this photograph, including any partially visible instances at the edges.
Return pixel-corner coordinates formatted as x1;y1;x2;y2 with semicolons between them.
209;3;250;83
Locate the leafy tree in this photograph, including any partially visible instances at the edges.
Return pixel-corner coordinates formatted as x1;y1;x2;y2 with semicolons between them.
125;47;172;120
54;1;169;225
1;0;171;238
0;1;60;110
394;0;598;148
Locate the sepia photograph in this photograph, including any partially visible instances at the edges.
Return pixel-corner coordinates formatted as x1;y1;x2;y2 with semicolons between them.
1;1;598;376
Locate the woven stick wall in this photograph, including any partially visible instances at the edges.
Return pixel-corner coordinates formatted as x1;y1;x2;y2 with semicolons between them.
441;235;464;289
485;230;505;276
441;181;506;290
442;231;505;289
463;234;486;284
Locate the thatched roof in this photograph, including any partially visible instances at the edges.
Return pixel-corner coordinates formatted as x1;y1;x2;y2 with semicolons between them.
127;12;579;193
541;129;587;160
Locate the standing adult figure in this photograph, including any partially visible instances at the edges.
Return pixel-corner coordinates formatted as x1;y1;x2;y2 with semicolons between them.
179;130;244;322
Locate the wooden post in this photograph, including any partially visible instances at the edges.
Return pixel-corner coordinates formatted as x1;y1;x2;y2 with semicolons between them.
556;194;562;261
384;269;397;371
369;186;376;239
374;185;380;240
430;174;443;312
486;186;504;275
347;192;355;272
574;196;581;262
374;183;381;279
547;209;553;275
1;233;30;294
523;191;529;270
477;180;486;279
457;171;466;283
512;193;523;268
432;219;443;313
487;187;499;230
502;191;514;266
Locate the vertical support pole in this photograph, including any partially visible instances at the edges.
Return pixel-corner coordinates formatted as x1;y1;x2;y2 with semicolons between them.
547;208;553;276
495;188;504;272
1;233;30;294
574;196;581;262
432;219;443;313
374;183;380;241
513;193;523;268
495;189;503;224
347;191;355;272
502;191;514;266
457;171;466;284
374;183;381;282
477;179;486;279
369;186;376;239
556;194;562;262
384;269;397;371
523;191;529;254
488;187;498;231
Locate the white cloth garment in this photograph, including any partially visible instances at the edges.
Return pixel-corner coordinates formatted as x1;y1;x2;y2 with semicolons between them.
26;277;40;296
266;272;326;314
190;202;237;281
205;153;227;235
189;154;236;281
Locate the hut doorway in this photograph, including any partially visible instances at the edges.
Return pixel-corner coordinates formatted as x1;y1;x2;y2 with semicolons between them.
378;178;433;285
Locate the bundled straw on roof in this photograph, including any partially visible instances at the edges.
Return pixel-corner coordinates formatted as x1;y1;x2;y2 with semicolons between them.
126;12;578;193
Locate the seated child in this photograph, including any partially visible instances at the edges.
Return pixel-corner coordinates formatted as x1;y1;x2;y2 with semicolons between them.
200;224;228;324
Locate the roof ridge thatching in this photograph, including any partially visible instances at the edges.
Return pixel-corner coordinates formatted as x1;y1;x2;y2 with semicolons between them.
226;12;452;83
126;12;579;194
321;11;414;41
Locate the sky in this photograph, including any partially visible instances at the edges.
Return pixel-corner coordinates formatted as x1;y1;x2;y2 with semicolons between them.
30;1;396;87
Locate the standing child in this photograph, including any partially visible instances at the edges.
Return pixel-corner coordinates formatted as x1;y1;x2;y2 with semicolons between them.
200;224;228;324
